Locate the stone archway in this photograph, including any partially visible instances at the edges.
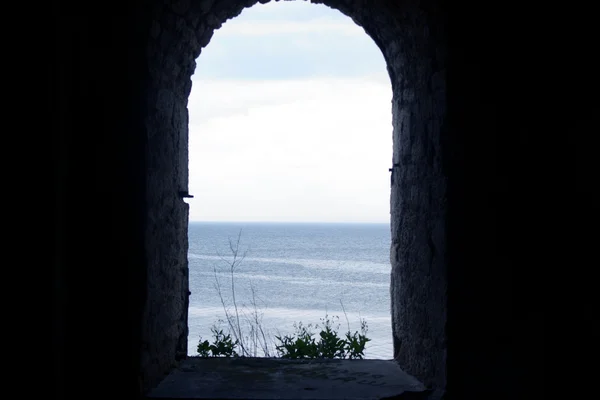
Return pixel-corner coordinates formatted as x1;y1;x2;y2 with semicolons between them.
141;0;446;393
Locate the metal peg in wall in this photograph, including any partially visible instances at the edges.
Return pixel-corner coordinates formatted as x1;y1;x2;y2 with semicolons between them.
389;163;399;186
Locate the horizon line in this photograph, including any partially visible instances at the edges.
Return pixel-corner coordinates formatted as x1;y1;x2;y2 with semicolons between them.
188;220;390;224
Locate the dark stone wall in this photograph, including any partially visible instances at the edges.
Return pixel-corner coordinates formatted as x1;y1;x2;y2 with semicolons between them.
142;3;193;385
444;3;545;397
385;3;447;390
51;1;153;398
50;0;544;399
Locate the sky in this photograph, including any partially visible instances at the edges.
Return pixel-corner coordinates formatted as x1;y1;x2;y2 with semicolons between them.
187;0;392;223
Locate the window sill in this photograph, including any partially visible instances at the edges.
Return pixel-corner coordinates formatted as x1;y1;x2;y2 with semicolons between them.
146;357;431;399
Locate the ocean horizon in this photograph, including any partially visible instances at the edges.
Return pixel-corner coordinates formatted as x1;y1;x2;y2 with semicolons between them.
187;221;393;359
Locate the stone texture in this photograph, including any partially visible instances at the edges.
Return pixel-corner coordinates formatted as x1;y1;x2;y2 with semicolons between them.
147;358;429;399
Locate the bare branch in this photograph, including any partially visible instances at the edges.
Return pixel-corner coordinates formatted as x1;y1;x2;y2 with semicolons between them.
340;299;351;333
208;228;278;357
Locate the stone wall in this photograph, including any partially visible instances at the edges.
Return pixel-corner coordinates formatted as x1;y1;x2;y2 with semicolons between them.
141;0;447;392
383;2;447;390
142;5;194;384
50;2;154;398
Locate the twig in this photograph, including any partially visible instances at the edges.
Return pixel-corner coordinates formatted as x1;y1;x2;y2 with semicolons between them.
340;299;351;333
228;230;247;355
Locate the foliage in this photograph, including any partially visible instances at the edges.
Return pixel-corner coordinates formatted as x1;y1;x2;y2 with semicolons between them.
197;325;239;357
344;318;371;359
274;314;370;360
274;322;319;359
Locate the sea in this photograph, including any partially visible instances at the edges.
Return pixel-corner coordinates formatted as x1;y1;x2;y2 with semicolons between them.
187;221;393;359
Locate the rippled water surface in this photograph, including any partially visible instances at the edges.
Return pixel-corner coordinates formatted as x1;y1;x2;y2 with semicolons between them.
188;222;392;359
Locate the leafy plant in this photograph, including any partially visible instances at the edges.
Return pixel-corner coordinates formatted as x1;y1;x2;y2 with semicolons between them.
316;315;346;359
197;325;239;357
344;318;371;359
274;314;370;360
275;322;319;359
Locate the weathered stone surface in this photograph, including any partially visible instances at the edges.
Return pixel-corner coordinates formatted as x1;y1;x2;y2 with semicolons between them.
147;358;429;399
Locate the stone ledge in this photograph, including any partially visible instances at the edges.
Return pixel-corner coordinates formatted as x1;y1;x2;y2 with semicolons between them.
146;357;431;399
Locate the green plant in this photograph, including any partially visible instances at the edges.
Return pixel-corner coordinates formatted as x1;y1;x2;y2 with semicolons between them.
315;315;345;358
339;299;371;359
274;313;371;359
197;325;239;357
275;322;319;359
344;318;371;359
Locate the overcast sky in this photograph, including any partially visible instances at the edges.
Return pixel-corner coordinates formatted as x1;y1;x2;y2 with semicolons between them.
187;1;392;223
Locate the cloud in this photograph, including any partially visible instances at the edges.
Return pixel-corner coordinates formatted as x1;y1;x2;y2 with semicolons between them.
193;31;385;80
192;1;385;81
226;0;350;23
187;78;393;223
188;76;389;121
186;0;393;222
216;19;365;37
